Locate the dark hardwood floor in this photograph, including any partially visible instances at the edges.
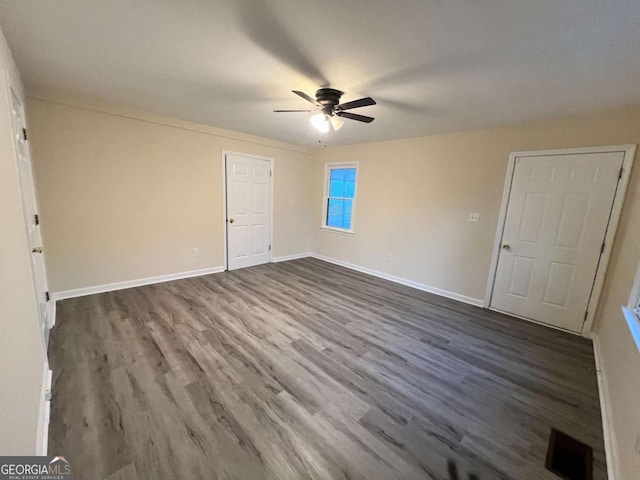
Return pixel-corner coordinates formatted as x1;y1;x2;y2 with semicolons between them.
49;258;606;479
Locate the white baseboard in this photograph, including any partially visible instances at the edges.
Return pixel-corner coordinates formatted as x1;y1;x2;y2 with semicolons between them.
309;253;485;307
51;253;484;308
36;364;51;455
52;266;225;301
592;333;619;480
48;298;56;329
272;252;312;263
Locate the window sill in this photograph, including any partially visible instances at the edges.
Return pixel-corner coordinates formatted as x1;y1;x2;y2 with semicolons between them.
320;226;355;235
621;307;640;354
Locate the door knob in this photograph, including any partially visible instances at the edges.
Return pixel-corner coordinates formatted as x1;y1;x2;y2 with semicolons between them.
501;244;511;251
32;247;43;253
229;218;235;224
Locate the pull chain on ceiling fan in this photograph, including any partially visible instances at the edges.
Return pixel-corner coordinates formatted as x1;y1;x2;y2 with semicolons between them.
274;88;376;132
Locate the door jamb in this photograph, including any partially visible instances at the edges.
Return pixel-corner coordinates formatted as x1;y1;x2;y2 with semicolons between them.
484;144;636;337
221;150;274;271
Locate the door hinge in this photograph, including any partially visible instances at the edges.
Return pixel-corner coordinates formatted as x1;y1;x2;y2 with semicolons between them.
584;310;588;321
34;214;39;225
600;242;605;254
269;244;272;251
619;167;623;179
45;291;50;302
270;170;272;177
22;128;27;141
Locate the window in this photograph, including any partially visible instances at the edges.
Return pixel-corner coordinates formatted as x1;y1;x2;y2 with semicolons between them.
623;261;640;353
322;163;358;232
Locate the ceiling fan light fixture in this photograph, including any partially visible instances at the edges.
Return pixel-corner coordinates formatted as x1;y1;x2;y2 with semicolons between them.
329;115;344;131
310;112;330;133
277;88;376;131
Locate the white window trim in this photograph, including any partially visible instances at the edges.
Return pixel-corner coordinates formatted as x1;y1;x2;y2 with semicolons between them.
321;162;359;234
622;261;640;353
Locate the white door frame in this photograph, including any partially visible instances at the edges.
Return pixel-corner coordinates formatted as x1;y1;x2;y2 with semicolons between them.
4;69;52;454
5;76;52;331
484;144;636;337
221;150;274;271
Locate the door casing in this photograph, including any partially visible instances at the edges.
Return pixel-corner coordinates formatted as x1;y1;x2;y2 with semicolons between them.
7;81;52;333
4;67;52;455
221;150;274;271
485;145;636;337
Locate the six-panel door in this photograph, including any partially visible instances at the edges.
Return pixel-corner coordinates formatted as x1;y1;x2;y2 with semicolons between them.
491;152;623;332
225;154;271;271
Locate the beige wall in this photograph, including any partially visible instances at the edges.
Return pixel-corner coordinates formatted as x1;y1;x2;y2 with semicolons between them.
312;107;640;301
0;28;47;454
311;106;640;478
27;94;315;293
593;156;640;480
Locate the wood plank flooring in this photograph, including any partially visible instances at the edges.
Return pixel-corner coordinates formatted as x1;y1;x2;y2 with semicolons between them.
49;258;606;479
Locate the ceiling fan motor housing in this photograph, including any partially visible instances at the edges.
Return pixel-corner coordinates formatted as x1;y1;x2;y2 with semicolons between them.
316;88;343;114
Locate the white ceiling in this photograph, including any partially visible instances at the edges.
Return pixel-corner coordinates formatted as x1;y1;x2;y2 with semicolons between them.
1;0;639;146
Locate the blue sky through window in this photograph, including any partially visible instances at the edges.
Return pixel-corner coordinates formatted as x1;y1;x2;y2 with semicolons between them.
326;167;356;230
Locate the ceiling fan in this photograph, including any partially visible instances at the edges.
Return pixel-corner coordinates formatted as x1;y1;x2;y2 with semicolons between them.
274;88;376;132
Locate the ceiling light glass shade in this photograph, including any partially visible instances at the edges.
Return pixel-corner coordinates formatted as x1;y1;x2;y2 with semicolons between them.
329;115;344;131
310;113;330;133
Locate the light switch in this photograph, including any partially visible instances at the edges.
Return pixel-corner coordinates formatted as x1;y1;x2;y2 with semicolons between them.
469;213;480;222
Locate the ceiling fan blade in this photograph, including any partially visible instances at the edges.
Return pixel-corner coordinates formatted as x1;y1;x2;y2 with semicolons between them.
292;90;319;106
337;97;376;110
337;111;375;123
273;109;314;112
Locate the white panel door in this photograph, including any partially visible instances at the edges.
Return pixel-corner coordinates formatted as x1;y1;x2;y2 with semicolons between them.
225;154;271;270
9;86;51;335
491;152;623;332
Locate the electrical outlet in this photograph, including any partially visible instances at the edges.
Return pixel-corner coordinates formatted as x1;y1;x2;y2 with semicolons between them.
387;254;393;262
468;213;480;222
192;248;199;257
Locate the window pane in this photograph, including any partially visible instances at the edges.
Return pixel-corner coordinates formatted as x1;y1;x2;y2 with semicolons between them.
344;178;356;198
329;178;344;197
344;168;356;182
331;168;346;181
329;168;356;199
329;168;345;197
327;198;353;229
327;198;343;227
343;199;353;229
